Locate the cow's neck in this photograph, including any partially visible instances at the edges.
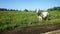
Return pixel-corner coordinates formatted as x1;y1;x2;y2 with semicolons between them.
36;9;38;13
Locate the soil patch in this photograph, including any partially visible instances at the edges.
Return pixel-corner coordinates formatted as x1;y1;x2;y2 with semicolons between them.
0;23;60;34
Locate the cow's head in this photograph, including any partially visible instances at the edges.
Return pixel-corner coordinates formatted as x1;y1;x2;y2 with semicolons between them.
35;9;39;13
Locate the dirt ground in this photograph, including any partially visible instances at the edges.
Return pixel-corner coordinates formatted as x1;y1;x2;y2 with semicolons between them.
0;23;60;34
42;29;60;34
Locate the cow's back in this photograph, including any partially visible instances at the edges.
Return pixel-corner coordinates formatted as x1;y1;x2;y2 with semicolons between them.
42;12;49;18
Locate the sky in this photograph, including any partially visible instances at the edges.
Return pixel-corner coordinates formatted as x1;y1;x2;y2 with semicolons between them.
0;0;60;10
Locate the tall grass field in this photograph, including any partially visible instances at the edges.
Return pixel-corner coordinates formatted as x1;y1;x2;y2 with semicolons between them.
0;11;60;31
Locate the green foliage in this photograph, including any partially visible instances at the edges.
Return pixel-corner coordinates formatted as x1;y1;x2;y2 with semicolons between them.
47;7;60;11
0;10;60;31
0;8;7;11
24;9;28;12
0;8;19;11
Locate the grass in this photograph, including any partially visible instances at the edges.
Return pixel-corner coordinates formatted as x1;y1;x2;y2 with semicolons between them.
0;11;60;31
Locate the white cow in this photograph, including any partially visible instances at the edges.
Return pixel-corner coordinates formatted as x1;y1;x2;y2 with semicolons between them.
35;9;49;21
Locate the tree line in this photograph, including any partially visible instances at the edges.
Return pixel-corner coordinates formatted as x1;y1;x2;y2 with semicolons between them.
0;8;18;11
0;7;60;11
0;8;29;12
47;7;60;11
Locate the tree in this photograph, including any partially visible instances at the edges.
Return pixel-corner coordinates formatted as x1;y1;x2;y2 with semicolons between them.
47;8;53;11
47;7;60;11
0;8;7;11
24;9;28;12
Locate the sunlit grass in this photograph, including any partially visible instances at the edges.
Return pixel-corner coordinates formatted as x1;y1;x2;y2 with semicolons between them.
0;11;60;31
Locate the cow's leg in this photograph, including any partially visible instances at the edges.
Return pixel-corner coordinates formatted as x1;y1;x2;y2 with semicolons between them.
44;16;51;20
44;17;47;20
38;16;42;21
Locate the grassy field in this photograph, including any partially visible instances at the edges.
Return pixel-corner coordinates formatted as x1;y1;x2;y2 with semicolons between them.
0;11;60;31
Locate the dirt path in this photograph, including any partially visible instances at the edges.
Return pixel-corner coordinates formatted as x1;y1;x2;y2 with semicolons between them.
1;23;60;34
42;30;60;34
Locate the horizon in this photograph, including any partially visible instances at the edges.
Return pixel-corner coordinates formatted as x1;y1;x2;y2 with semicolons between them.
0;0;60;10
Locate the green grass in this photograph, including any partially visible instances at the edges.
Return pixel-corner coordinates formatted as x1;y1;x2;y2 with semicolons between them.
0;11;60;31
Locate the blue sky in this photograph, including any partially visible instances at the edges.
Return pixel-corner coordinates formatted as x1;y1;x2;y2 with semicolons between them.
0;0;60;10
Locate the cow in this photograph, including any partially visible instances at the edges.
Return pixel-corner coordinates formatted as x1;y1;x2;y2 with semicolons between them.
35;9;50;21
